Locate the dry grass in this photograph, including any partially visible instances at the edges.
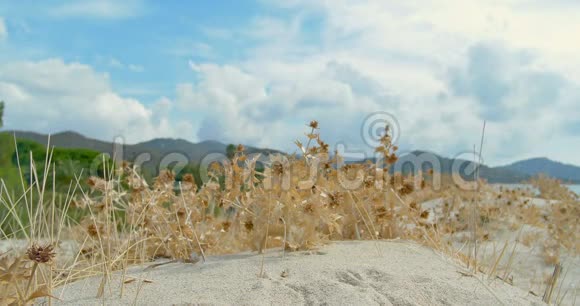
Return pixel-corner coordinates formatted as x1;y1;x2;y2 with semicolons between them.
520;231;540;248
0;121;578;304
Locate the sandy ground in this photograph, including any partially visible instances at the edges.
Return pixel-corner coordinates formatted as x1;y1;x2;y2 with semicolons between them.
3;194;572;305
473;226;580;305
421;197;579;305
39;240;542;306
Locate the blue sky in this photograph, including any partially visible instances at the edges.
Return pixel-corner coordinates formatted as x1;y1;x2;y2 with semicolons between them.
0;1;260;99
0;0;579;166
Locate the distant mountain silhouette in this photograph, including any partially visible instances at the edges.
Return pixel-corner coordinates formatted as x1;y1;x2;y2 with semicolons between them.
496;157;580;183
2;130;282;175
366;150;530;184
6;130;113;152
2;130;579;184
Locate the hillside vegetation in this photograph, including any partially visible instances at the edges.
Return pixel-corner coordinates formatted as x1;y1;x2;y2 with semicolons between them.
0;133;228;235
0;133;113;234
0;133;23;195
0;121;578;304
7;130;580;184
0;133;107;193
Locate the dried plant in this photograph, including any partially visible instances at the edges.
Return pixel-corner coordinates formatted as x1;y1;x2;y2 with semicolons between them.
0;119;578;303
26;243;56;264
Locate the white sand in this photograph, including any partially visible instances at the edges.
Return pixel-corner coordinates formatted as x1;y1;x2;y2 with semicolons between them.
460;224;580;305
46;240;542;305
421;197;579;305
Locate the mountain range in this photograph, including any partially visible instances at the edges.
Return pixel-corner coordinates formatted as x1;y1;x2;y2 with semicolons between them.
2;130;580;184
3;130;282;166
389;152;580;184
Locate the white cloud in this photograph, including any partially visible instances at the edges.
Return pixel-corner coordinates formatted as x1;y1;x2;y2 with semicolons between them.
4;1;578;165
180;0;580;165
200;27;234;40
50;0;146;19
108;58;123;68
0;58;192;143
178;60;395;149
168;41;215;59
0;17;7;40
152;97;172;120
103;57;144;73
128;64;144;73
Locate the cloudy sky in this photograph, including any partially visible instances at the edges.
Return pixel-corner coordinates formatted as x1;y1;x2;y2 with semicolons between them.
0;0;579;166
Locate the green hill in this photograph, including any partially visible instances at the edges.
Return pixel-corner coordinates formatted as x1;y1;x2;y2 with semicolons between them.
0;133;111;235
0;133;23;195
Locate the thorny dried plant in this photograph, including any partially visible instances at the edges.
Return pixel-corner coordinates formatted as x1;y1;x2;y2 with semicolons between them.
1;119;578;304
66;123;580;270
1;246;59;305
26;243;56;264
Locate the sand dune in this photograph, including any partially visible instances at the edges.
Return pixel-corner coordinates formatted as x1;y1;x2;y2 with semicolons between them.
47;241;542;305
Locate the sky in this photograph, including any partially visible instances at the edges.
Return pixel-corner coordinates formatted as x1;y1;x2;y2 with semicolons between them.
0;0;579;166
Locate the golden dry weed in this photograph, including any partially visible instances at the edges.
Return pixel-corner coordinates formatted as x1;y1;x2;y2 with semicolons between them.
1;120;578;304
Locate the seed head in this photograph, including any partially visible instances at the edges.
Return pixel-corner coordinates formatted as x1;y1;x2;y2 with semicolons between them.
244;220;254;231
221;221;231;232
386;152;398;164
272;163;285;176
182;173;195;184
26;243;56;264
328;192;344;208
318;141;329;153
87;223;103;238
